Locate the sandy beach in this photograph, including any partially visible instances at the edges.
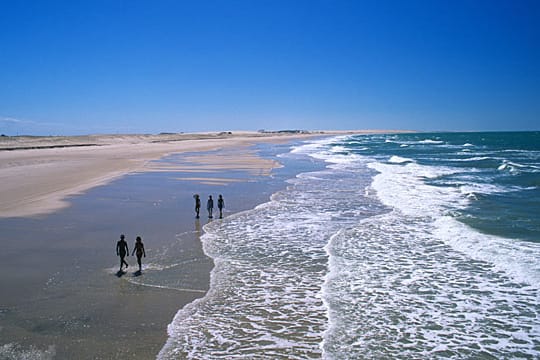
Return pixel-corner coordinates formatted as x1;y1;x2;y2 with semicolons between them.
0;131;358;358
0;131;376;218
0;129;415;358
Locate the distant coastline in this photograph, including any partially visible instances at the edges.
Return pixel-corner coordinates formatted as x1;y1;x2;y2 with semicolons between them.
0;130;413;218
0;129;414;151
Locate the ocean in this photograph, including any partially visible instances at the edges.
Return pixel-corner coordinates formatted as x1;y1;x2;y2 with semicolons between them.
158;132;540;359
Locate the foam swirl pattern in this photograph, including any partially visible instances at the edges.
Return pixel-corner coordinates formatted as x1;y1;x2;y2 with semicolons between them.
160;132;540;359
159;160;381;358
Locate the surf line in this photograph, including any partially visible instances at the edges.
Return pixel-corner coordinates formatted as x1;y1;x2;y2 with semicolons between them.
125;279;208;294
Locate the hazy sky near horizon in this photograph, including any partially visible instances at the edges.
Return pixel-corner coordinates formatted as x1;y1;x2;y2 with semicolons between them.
1;0;539;135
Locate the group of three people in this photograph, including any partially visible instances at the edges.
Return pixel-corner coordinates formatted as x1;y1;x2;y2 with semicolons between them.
194;194;225;219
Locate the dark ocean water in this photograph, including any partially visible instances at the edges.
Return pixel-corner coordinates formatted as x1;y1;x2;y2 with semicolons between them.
159;132;540;359
348;131;540;243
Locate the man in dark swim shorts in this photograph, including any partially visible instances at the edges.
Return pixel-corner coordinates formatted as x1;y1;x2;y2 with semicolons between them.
116;234;129;271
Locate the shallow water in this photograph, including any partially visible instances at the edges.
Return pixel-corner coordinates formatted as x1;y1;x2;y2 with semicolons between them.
0;145;293;359
160;132;540;359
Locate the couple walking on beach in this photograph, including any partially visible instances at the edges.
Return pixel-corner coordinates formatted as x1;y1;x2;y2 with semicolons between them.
194;194;225;219
116;234;146;273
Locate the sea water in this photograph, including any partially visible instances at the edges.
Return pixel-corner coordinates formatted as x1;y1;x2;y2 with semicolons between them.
159;132;540;359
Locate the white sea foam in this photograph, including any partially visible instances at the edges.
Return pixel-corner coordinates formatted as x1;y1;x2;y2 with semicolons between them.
330;145;348;153
497;160;540;173
320;136;540;357
160;134;540;359
367;157;540;286
321;135;540;357
368;161;467;216
418;139;444;144
104;261;183;274
159;157;376;358
433;216;540;286
448;156;493;162
323;210;540;358
0;343;56;360
290;136;347;155
388;155;414;164
457;183;518;196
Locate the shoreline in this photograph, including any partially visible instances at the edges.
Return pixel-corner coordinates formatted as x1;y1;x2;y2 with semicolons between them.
158;140;331;358
0;137;326;358
0;130;410;218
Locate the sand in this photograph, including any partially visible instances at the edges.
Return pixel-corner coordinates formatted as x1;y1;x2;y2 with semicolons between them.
0;129;410;358
0;130;407;218
0;132;317;218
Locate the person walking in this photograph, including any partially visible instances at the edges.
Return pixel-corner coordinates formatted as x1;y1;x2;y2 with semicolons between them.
116;234;129;271
194;194;201;219
132;236;146;272
218;194;225;219
207;195;214;218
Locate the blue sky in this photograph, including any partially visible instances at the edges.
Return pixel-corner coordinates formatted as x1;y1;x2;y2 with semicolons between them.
1;0;539;135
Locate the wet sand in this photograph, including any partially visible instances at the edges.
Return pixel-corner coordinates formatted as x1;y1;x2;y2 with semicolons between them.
0;140;313;358
0;130;407;218
0;131;345;218
0;131;408;358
